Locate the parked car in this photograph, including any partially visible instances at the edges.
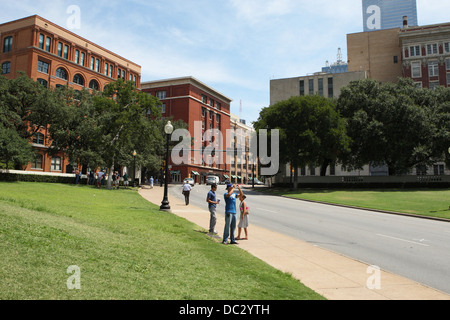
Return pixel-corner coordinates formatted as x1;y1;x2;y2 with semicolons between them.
183;178;195;187
206;176;219;185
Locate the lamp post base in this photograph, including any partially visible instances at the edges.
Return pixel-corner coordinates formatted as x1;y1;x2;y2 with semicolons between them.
160;199;171;211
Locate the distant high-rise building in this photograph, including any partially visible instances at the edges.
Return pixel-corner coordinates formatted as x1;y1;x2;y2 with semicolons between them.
362;0;418;32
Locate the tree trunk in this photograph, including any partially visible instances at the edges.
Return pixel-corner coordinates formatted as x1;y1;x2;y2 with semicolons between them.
107;157;114;190
320;159;331;176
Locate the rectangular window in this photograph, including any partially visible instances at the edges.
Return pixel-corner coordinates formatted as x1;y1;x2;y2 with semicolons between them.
75;50;80;64
429;61;439;77
57;42;63;57
95;59;99;72
105;63;109;76
393;56;398;64
80;52;85;66
318;78;324;97
1;61;11;74
434;164;445;175
51;157;62;171
445;42;450;53
161;103;166;114
308;79;314;95
122;70;125;79
446;58;450;71
118;68;122;78
37;60;49;74
411;61;421;78
64;45;69;59
209;99;214;107
217;102;221;110
410;45;420;57
90;57;95;70
429;81;440;90
328;77;334;98
39;34;44;49
110;65;113;78
447;73;450;86
202;108;206;117
3;36;13;53
45;37;51;52
31;154;43;170
156;91;167;100
202;95;208;104
299;80;305;96
427;43;438;55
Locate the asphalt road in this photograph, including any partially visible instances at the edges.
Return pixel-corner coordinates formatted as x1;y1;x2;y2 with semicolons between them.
169;184;450;295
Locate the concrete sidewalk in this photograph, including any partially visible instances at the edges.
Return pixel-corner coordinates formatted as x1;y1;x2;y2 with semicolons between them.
139;186;450;300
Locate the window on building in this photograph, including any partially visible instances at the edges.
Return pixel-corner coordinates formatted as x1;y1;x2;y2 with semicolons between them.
299;80;305;96
216;114;221;124
73;74;84;86
1;61;11;74
80;52;85;67
38;34;45;49
446;58;450;71
122;70;125;79
105;63;109;76
217;102;221;110
37;60;49;74
429;81;440;90
411;61;421;78
410;45;420;57
109;65;113;78
202;108;206;117
328;77;334;98
447;73;450;86
45;37;51;52
434;164;445;176
55;68;68;80
31;154;43;170
427;43;438;55
118;68;122;78
3;36;13;53
415;82;423;88
308;79;314;95
95;59;99;73
309;165;316;176
37;78;48;88
75;50;80;64
393;56;398;64
318;78;324;97
202;95;208;104
57;42;63;57
445;42;450;53
33;133;45;145
51;157;62;171
209;111;213;121
64;45;69;59
209;99;214;107
416;165;427;176
156;91;167;100
161;103;166;114
89;80;99;91
429;61;439;77
90;57;95;70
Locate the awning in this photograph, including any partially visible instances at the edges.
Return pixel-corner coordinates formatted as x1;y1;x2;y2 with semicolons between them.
191;171;200;176
171;170;181;175
231;175;237;179
223;175;229;179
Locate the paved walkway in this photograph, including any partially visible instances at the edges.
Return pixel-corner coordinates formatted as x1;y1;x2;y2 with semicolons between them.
139;186;450;300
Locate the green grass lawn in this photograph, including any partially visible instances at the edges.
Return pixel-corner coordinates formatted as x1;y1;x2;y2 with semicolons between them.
275;188;450;220
0;182;324;300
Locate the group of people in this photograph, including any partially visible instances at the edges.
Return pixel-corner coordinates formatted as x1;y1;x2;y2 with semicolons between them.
206;183;249;245
85;170;130;189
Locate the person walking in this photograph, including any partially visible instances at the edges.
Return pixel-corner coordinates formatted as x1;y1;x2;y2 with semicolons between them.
149;176;154;189
182;180;192;205
237;193;249;240
96;170;105;189
222;184;239;245
206;183;220;234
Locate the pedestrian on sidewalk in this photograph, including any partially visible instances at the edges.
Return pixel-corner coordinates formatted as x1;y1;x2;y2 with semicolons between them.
149;176;154;189
237;189;249;240
206;183;220;234
222;184;239;245
182;180;192;205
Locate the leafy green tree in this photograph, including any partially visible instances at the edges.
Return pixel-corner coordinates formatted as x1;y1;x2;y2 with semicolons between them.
0;125;34;169
254;95;350;187
337;78;448;175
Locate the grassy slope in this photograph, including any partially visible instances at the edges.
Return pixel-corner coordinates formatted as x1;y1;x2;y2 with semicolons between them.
0;182;324;300
279;189;450;220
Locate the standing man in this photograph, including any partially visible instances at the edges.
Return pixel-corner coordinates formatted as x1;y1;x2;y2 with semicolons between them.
182;180;192;205
206;184;220;235
222;184;239;245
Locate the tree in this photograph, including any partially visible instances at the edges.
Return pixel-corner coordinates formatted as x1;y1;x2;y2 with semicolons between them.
254;95;350;188
337;78;447;175
0;125;34;169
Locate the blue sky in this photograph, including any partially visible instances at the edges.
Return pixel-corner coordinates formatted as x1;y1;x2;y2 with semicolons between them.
1;0;449;124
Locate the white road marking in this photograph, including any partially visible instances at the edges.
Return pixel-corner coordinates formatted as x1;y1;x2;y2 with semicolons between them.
376;234;430;247
257;208;278;214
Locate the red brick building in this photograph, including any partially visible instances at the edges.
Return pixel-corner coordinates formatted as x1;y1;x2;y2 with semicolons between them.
399;22;450;89
0;15;141;173
141;77;232;184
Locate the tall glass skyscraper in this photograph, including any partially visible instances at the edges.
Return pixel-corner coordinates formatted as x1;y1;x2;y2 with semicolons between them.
362;0;418;32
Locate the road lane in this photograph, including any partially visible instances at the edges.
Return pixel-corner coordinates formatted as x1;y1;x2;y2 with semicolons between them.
169;185;450;294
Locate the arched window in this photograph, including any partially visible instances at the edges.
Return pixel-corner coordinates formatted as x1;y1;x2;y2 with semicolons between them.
89;79;99;91
55;67;68;80
37;78;48;88
73;74;84;86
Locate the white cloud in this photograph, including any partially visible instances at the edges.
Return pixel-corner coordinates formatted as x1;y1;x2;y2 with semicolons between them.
228;0;298;26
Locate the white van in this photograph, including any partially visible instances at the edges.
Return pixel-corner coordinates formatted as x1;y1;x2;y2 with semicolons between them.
206;176;219;185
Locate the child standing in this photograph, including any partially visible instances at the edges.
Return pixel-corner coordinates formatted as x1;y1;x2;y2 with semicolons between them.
237;191;249;240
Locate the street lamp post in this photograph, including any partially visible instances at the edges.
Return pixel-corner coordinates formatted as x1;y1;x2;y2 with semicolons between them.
132;150;137;187
160;121;174;211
